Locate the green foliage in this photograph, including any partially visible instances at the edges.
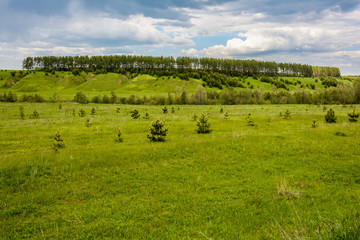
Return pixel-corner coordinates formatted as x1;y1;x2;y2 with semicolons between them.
59;103;62;110
115;127;123;142
116;107;120;113
283;109;291;119
348;109;359;122
30;110;39;119
192;114;197;121
130;109;140;119
325;108;337;123
85;118;92;127
224;112;230;120
91;107;96;115
171;107;175;113
52;130;65;151
162;106;168;114
196;112;211;133
73;92;89;104
78;109;86;117
220;108;223;113
147;119;168;142
19;106;25;120
335;131;347;137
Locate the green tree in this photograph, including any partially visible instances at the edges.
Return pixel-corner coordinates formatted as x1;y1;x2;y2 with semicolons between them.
130;109;140;119
53;130;65;151
348;109;359;122
196;112;211;133
325;108;337;123
147;119;168;142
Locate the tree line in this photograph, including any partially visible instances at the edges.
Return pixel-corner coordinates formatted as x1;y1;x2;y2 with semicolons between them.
22;55;340;77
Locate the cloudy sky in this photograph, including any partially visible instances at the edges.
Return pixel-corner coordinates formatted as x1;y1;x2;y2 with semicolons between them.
0;0;359;75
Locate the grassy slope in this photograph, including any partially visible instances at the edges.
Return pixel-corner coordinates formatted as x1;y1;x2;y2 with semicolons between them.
0;103;359;239
0;71;337;100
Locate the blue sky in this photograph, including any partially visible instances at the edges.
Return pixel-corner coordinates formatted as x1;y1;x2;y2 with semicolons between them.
0;0;359;75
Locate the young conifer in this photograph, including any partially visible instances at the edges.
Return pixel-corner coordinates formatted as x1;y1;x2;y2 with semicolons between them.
196;112;211;133
147;119;168;142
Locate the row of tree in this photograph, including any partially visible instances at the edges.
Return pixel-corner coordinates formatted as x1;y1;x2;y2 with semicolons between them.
22;55;340;77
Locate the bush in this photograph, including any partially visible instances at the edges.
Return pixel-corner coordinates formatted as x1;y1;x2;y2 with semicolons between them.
196;112;211;133
325;108;337;123
162;106;168;114
247;113;256;126
78;109;86;117
85;118;92;127
115;128;123;142
283;109;291;119
30;110;39;119
73;92;88;104
147;119;168;142
91;107;96;115
19;106;25;120
144;112;150;119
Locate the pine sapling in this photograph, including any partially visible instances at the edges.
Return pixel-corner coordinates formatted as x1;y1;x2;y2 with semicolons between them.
196;112;211;134
130;109;140;119
220;108;224;113
85;118;92;127
53;130;65;151
147;119;168;142
31;110;39;119
311;120;318;128
283;109;291;119
224;112;230;120
325;108;337;123
91;107;96;115
78;109;86;117
171;107;175;113
192;114;197;121
348;109;359;122
116;107;121;113
162;106;168;114
144;112;150;119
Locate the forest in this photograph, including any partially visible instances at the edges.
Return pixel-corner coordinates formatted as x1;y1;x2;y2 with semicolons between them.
22;55;340;78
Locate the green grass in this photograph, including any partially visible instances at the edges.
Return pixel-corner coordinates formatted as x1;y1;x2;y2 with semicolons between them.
0;103;359;239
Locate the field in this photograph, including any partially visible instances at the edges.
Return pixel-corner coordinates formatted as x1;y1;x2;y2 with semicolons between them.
0;102;360;239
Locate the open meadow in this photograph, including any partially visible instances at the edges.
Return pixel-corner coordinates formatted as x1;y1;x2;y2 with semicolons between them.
0;103;359;239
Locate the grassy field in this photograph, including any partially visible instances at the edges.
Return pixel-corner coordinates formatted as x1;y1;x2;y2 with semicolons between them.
0;103;359;239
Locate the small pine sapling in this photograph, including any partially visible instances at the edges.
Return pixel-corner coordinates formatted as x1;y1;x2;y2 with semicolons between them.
283;110;291;119
144;112;150;119
162;106;168;114
91;107;96;115
78;109;86;117
192;114;197;121
116;107;121;113
323;106;327;112
325;108;337;123
72;109;76;116
30;110;39;119
247;113;256;126
147;119;168;142
348;109;359;122
53;130;65;151
19;106;25;120
130;109;140;119
115;127;123;142
224;112;230;119
311;120;318;128
171;107;175;113
59;103;62;110
220;108;224;113
196;112;211;134
85;118;92;127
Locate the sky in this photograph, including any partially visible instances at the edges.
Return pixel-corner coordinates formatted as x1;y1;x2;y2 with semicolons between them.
0;0;359;75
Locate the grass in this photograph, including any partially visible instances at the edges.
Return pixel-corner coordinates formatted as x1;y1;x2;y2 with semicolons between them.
0;103;359;239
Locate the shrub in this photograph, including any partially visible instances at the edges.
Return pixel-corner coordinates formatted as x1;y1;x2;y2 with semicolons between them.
130;109;140;119
53;131;65;151
147;119;168;142
73;92;88;104
325;108;337;123
224;112;230;119
220;108;223;113
196;112;211;134
171;107;175;113
348;109;359;122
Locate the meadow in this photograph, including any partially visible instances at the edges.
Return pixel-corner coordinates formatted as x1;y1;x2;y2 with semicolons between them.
0;102;359;239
